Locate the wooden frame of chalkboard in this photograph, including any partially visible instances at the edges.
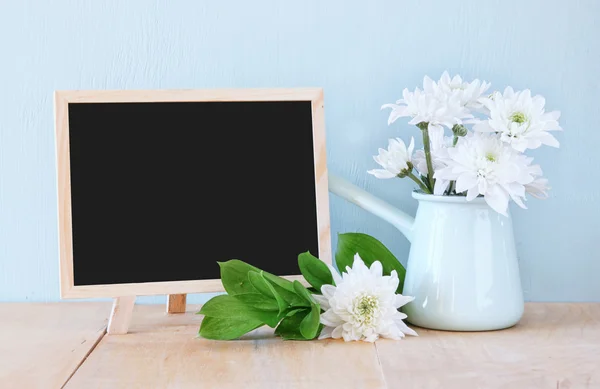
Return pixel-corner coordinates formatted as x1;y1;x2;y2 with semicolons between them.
54;88;331;300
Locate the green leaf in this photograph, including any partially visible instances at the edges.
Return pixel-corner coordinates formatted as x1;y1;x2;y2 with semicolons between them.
335;232;406;294
218;259;307;307
274;309;311;340
284;307;307;317
262;272;295;292
293;280;315;304
261;273;288;315
218;260;261;296
198;294;280;327
299;301;320;340
199;316;263;340
269;282;310;307
248;271;288;315
256;272;310;307
298;251;335;292
247;270;273;296
233;293;279;311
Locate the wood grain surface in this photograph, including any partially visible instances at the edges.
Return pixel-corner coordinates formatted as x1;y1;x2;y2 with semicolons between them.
376;303;600;388
2;303;599;388
64;304;386;389
0;302;110;389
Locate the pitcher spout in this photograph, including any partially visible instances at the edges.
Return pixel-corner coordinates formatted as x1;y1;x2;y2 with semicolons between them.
328;173;415;242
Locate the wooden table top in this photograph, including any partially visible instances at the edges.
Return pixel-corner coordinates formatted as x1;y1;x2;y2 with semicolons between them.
1;302;598;389
0;302;109;389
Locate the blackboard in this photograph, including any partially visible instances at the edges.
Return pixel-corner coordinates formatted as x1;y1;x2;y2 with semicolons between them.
55;89;331;298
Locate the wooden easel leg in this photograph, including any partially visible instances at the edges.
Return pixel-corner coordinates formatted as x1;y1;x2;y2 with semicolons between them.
167;294;187;313
107;296;135;335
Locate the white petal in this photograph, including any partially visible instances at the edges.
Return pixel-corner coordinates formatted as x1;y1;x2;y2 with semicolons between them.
393;318;418;337
504;182;527;209
352;253;368;273
407;137;415;158
408;116;422;125
511;193;527;209
381;103;398;110
428;123;445;147
394;294;415;308
320;309;344;327
455;173;478;193
466;186;479;200
312;294;330;309
327;264;343;286
318;326;334;340
540;133;560;148
364;333;379;342
434;179;449;195
382;327;404;340
321;284;337;300
386;107;409;125
331;325;344;339
369;261;383;277
510;139;529;153
423;75;434;93
484;186;509;216
440;71;450;84
546;110;561;121
367;169;396;179
342;331;355;342
434;166;455;181
527;164;543;177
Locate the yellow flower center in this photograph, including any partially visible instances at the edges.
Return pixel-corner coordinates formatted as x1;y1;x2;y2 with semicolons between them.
485;152;496;162
353;294;380;326
510;111;527;124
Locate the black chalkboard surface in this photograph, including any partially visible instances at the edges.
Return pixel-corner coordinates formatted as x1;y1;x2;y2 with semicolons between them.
56;89;330;297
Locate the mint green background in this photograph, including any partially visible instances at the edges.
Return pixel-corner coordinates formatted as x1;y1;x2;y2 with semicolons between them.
1;1;598;302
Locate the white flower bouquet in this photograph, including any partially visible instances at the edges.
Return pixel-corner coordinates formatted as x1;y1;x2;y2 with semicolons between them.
368;72;562;215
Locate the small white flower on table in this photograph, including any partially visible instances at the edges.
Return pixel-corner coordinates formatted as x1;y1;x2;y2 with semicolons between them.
314;254;417;342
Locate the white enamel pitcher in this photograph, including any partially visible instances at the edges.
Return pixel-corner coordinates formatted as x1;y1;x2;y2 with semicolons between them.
328;173;524;331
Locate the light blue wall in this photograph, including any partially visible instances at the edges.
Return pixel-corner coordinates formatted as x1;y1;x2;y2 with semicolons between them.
1;0;598;303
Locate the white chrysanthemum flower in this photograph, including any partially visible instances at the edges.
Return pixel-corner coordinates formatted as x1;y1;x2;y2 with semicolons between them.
314;254;417;342
434;133;537;215
473;87;562;152
412;135;453;195
424;71;491;112
382;81;473;145
367;137;415;179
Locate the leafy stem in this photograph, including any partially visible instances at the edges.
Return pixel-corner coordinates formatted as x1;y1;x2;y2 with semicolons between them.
417;122;436;192
446;180;456;195
406;171;431;194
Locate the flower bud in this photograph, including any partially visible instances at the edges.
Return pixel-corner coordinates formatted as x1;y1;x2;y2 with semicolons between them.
452;124;468;137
